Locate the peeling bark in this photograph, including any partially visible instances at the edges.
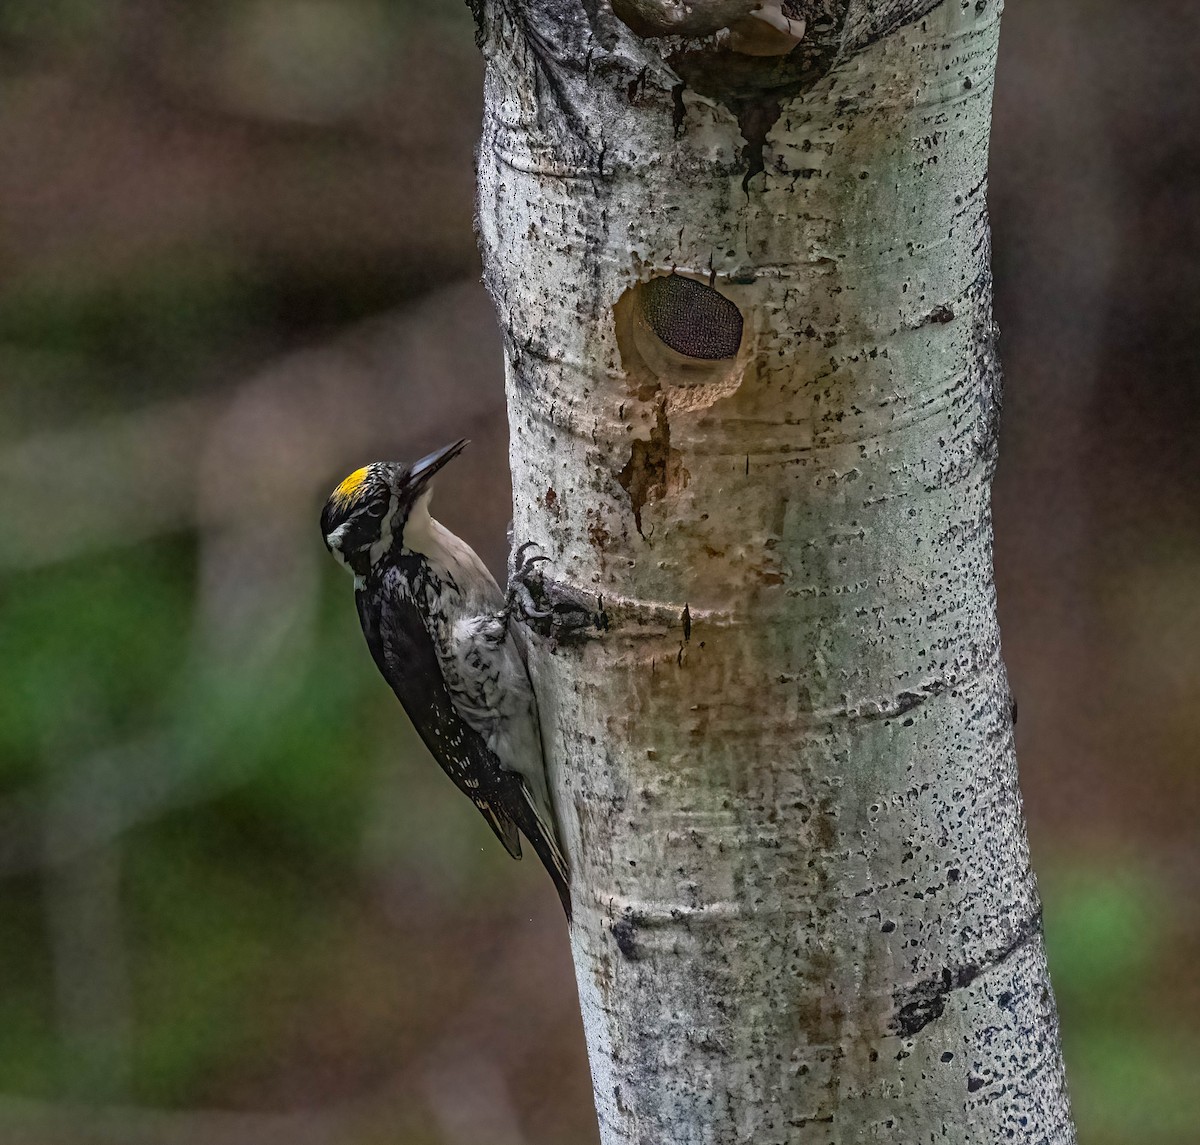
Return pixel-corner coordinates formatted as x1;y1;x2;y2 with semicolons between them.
474;0;1075;1141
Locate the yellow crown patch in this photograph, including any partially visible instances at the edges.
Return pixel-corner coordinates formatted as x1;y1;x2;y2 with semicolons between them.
332;466;370;507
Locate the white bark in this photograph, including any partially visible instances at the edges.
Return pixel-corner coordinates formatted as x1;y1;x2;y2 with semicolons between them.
474;1;1075;1141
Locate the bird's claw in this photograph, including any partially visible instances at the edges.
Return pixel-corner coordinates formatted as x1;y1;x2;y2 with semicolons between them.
506;539;601;646
506;540;553;623
510;540;549;584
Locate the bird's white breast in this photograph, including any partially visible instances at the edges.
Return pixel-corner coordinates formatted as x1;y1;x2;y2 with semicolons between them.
402;490;502;608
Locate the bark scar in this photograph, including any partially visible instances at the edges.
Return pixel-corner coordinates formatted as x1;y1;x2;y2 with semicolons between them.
890;911;1043;1038
617;399;689;537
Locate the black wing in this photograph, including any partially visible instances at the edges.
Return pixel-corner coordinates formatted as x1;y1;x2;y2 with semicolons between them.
355;561;571;917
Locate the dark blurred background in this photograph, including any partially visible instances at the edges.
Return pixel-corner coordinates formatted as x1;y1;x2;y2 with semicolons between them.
0;1;1195;1142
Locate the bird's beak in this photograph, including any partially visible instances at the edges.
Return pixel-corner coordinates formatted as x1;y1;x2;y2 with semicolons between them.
407;439;469;491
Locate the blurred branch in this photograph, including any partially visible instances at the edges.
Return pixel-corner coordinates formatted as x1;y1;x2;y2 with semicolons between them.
0;735;225;879
0;397;216;570
0;526;320;879
423;1056;530;1145
0;1096;348;1145
0;18;480;279
42;707;134;1101
0;285;506;571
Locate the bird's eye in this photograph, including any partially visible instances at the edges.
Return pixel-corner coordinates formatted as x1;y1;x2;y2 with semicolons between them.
365;501;389;519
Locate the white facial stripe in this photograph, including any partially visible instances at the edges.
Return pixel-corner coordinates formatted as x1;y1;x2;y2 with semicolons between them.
325;502;375;547
325;520;352;549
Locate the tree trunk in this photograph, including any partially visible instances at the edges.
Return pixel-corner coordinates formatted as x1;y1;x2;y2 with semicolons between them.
473;2;1075;1142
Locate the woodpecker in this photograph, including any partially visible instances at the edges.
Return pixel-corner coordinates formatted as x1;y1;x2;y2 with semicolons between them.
320;440;570;918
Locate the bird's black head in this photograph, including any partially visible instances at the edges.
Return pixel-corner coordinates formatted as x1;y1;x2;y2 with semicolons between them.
320;439;468;578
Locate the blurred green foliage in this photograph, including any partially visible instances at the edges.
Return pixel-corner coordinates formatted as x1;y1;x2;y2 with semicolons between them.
0;538;376;1102
0;255;260;374
0;544;192;759
1043;864;1200;1144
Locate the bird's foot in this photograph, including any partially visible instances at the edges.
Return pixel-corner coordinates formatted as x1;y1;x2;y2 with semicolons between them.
505;540;598;647
506;542;552;622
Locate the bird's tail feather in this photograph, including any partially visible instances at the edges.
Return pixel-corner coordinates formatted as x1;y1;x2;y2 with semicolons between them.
511;786;572;921
474;797;523;861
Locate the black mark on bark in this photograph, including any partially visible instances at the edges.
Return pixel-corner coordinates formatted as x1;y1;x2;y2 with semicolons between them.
847;0;954;57
611;916;640;960
627;65;648;103
891;911;1043;1037
853;679;949;723
671;81;687;137
735;97;783;190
